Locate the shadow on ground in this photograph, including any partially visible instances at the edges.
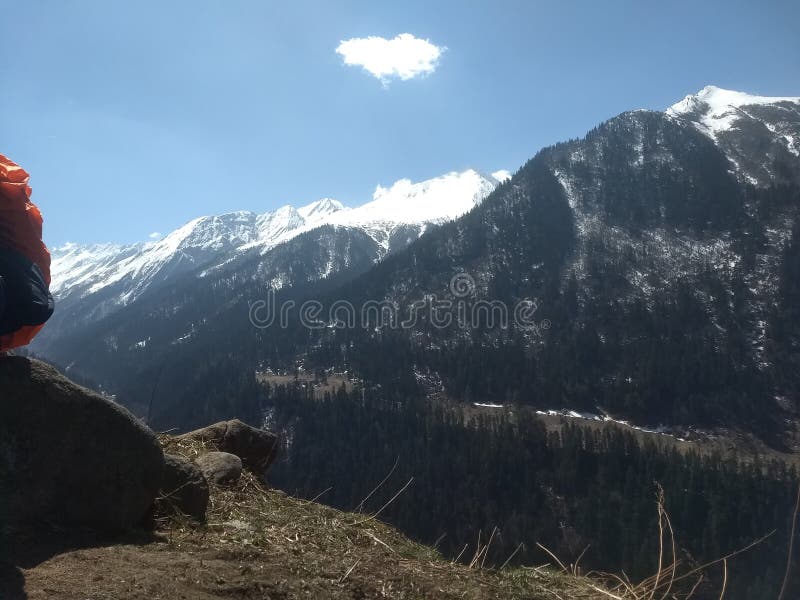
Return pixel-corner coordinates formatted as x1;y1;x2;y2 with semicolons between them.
0;528;157;599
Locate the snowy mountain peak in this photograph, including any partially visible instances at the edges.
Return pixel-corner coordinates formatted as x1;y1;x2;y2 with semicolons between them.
149;212;261;260
666;86;800;185
50;168;505;304
667;86;800;140
298;198;346;220
669;86;800;117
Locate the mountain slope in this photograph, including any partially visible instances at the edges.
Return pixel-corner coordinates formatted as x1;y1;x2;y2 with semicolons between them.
34;87;800;436
279;88;800;433
8;431;625;600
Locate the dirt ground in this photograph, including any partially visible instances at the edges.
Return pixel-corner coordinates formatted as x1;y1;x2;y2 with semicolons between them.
3;501;594;600
8;536;587;600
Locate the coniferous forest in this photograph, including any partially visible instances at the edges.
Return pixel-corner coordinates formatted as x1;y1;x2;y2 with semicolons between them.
266;382;799;600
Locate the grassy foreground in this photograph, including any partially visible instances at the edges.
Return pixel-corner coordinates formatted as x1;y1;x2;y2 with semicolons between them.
14;436;704;599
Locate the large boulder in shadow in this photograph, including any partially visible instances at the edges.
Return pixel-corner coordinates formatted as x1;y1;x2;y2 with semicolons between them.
175;419;279;472
0;357;164;531
158;454;209;521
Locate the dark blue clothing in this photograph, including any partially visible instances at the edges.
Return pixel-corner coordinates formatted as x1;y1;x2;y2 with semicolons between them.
0;247;54;337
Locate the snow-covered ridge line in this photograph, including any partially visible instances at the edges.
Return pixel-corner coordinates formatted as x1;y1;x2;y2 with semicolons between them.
668;86;800;118
51;168;507;301
667;85;800;151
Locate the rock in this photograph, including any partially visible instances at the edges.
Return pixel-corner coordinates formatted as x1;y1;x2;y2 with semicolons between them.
0;357;164;531
195;452;242;485
176;419;279;472
158;454;209;521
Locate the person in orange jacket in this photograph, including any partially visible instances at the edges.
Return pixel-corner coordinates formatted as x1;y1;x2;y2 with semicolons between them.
0;154;54;352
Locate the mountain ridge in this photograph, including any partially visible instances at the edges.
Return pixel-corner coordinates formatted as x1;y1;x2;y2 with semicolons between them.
33;86;800;436
50;168;507;304
666;85;800;186
253;86;800;432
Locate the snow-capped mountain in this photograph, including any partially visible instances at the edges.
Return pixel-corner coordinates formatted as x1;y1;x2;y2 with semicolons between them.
34;87;800;436
259;86;799;429
542;89;799;372
51;199;346;303
47;168;506;324
666;85;800;186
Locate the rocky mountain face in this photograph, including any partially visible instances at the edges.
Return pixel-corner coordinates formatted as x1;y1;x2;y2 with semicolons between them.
667;85;800;186
34;87;800;436
323;87;800;432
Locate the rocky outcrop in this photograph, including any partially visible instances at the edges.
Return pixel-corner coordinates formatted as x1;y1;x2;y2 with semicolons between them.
0;357;164;531
158;454;209;521
175;419;279;472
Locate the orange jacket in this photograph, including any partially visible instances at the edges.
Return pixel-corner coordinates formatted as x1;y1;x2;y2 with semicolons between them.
0;154;52;351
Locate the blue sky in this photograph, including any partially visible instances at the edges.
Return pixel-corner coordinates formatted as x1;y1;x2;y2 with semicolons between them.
2;0;799;247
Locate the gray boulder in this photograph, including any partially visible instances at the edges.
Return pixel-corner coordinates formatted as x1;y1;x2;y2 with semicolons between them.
158;454;209;521
176;419;279;472
0;357;164;531
195;452;242;485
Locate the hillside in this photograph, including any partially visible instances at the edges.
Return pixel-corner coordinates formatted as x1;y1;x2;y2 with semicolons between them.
0;360;610;600
2;358;796;600
6;435;629;600
16;87;800;598
0;359;704;600
279;86;800;435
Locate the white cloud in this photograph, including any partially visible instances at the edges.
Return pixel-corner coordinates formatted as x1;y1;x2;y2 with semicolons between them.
148;232;162;239
336;34;445;85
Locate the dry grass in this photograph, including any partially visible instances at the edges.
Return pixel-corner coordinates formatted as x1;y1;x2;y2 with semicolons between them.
158;435;626;598
535;485;775;600
155;437;782;600
15;436;793;600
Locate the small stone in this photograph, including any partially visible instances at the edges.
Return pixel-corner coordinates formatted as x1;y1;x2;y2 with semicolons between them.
195;452;242;485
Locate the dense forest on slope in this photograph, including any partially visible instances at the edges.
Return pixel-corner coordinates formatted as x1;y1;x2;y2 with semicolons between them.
264;116;800;437
266;382;799;600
